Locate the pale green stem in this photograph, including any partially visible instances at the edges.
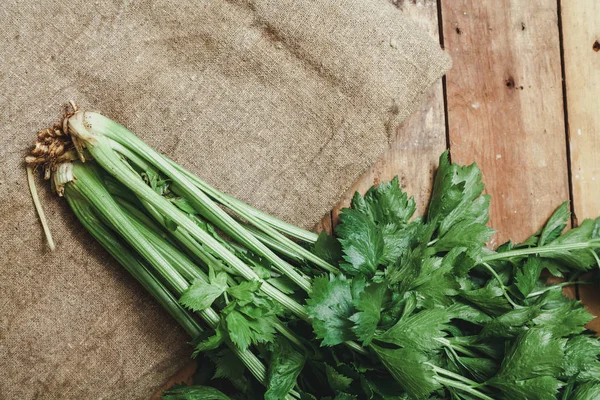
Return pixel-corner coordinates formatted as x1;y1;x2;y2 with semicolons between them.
427;363;482;388
527;281;588;298
71;111;368;358
435;337;479;358
481;262;520;309
107;133;313;293
590;248;600;270
65;165;269;386
170;181;339;275
165;157;318;243
27;166;55;251
482;241;600;262
434;376;493;400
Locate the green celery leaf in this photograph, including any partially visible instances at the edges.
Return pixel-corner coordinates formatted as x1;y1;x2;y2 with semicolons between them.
562;336;600;382
267;276;297;295
490;328;566;382
142;169;170;196
325;364;354;392
457;357;498;382
450;247;480;277
313;231;343;265
571;382;600;400
224;305;277;351
227;280;262;306
191;327;225;357
352;176;416;226
460;285;511;315
380;222;420;264
265;339;306;400
252;264;272;280
531;289;595;337
428;151;486;233
306;275;359;346
349;282;387;345
245;315;277;345
450;336;505;360
179;273;228;311
544;218;600;270
376;308;450;352
225;310;254;350
514;256;543;297
539;202;570;246
447;302;492;324
370;344;440;399
161;385;231;400
444;193;491;234
479;306;539;338
411;256;460;308
336;208;384;277
170;196;198;215
360;375;405;399
488;328;567;398
489;376;563;400
212;349;245;380
434;219;495;252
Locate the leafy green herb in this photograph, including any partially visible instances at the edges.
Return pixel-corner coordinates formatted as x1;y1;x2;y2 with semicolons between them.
179;271;228;311
29;110;600;400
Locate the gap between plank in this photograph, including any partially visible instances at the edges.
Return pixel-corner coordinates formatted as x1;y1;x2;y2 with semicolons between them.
556;0;576;227
436;0;452;157
556;0;579;300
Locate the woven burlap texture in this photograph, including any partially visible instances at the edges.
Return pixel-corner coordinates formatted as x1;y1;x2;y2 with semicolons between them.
0;0;451;398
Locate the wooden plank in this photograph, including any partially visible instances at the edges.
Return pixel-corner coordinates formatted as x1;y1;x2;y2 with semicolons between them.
440;0;570;248
151;360;197;400
332;0;446;225
317;211;333;235
561;0;600;332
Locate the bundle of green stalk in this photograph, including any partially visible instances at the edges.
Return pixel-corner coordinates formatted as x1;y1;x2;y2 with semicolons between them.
26;107;600;400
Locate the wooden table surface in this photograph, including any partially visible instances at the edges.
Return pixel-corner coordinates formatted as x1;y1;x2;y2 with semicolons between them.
154;0;600;395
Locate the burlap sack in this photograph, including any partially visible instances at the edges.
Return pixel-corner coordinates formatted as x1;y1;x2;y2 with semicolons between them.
0;0;450;398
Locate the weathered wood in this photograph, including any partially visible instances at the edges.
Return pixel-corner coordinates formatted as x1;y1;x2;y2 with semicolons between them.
316;211;333;235
440;0;570;247
561;0;600;331
332;0;446;225
151;360;197;400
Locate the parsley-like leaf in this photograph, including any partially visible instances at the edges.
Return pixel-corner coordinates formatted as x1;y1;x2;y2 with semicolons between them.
349;282;387;345
313;231;343;265
265;339;306;400
179;272;228;311
336;208;384;277
514;256;543;297
325;364;354;392
306;275;361;346
539;201;570;246
376;308;450;352
371;344;441;399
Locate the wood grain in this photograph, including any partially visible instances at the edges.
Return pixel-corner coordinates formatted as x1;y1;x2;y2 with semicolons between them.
440;0;570;247
332;0;446;225
561;0;600;331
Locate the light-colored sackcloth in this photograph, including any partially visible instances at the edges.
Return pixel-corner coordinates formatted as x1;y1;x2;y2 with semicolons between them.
0;0;450;398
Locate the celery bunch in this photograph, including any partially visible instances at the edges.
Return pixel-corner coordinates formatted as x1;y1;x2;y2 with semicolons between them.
27;108;355;399
27;107;600;400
